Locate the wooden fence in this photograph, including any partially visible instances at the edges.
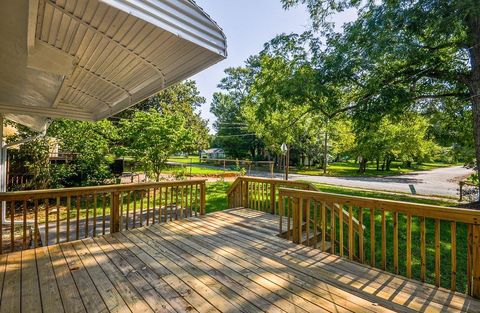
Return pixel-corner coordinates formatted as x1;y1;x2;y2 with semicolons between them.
278;187;480;298
0;179;206;253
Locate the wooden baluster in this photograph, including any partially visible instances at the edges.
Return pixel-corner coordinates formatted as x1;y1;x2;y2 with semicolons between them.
420;216;426;283
34;200;38;248
170;187;174;221
468;224;473;295
331;203;336;255
10;201;14;252
313;201;318;248
167;187;172;219
45;199;49;246
451;221;456;292
55;197;60;244
133;191;137;227
23;200;27;249
370;208;375;267
339;203;344;257
287;197;292;241
270;183;276;214
102;194;107;234
471;225;480;298
305;199;310;246
358;207;364;263
184;185;189;218
321;201;326;252
393;211;398;274
278;194;284;235
76;196;80;240
189;185;193;218
85;194;89;238
200;183;206;216
179;186;184;219
348;205;354;261
66;196;71;242
152;188;157;224
140;190;144;226
157;188;162;223
435;218;441;287
297;198;303;244
110;192;120;233
406;214;412;278
146;188;150;225
156;188;160;223
257;183;260;211
93;193;97;237
381;209;386;270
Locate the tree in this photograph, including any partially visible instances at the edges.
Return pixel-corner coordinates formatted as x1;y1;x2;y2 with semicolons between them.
6;123;51;190
282;0;480;188
244;34;355;172
121;110;190;181
211;65;265;159
48;120;119;187
116;81;210;154
354;114;440;173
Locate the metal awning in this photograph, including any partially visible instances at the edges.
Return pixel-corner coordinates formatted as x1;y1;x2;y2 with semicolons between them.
0;0;227;130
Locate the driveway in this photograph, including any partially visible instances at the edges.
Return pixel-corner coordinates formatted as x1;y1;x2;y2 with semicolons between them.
253;166;474;198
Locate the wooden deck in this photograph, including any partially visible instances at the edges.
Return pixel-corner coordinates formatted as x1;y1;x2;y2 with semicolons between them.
1;208;479;313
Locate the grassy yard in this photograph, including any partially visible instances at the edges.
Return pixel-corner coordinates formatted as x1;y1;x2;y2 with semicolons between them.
295;160;456;177
167;155;202;164
162;165;238;176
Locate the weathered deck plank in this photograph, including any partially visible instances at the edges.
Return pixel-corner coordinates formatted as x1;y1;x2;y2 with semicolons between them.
0;208;479;312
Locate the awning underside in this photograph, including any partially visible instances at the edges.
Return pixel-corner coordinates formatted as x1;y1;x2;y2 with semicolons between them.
0;0;226;130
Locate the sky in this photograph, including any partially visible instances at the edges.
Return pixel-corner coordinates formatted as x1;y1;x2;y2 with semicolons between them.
191;0;310;129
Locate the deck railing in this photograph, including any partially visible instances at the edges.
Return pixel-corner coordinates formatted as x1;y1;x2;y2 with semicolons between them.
227;176;313;212
278;187;480;299
227;177;364;258
0;179;206;253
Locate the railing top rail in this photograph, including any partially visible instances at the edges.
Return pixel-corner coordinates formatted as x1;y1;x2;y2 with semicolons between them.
226;176;312;196
0;179;207;201
279;187;480;224
238;176;311;186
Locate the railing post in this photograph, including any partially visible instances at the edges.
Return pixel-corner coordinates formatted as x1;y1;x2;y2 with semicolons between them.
110;191;120;233
472;225;480;299
270;183;275;214
200;182;206;215
242;180;248;208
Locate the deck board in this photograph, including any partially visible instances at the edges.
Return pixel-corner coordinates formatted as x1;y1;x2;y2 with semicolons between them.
1;208;479;312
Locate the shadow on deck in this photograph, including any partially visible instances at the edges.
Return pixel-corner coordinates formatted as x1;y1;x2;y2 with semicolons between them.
1;208;479;313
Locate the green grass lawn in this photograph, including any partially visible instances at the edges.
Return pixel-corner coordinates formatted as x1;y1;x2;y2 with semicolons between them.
167;155;201;164
294;161;456;177
162;165;238;176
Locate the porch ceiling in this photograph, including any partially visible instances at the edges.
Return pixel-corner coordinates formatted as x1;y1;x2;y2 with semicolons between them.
0;0;226;130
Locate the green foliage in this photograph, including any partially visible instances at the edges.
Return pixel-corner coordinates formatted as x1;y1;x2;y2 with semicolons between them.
7;124;51;190
210;64;265;159
281;0;480;174
48;119;119;187
121;110;190;181
117;81;210;153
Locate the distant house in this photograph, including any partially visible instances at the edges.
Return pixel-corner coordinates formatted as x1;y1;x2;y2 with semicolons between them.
201;148;225;159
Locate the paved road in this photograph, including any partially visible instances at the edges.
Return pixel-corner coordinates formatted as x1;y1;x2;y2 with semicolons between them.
253;166;474;198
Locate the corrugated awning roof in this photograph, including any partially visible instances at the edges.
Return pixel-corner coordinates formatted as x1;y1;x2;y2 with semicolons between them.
0;0;226;130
